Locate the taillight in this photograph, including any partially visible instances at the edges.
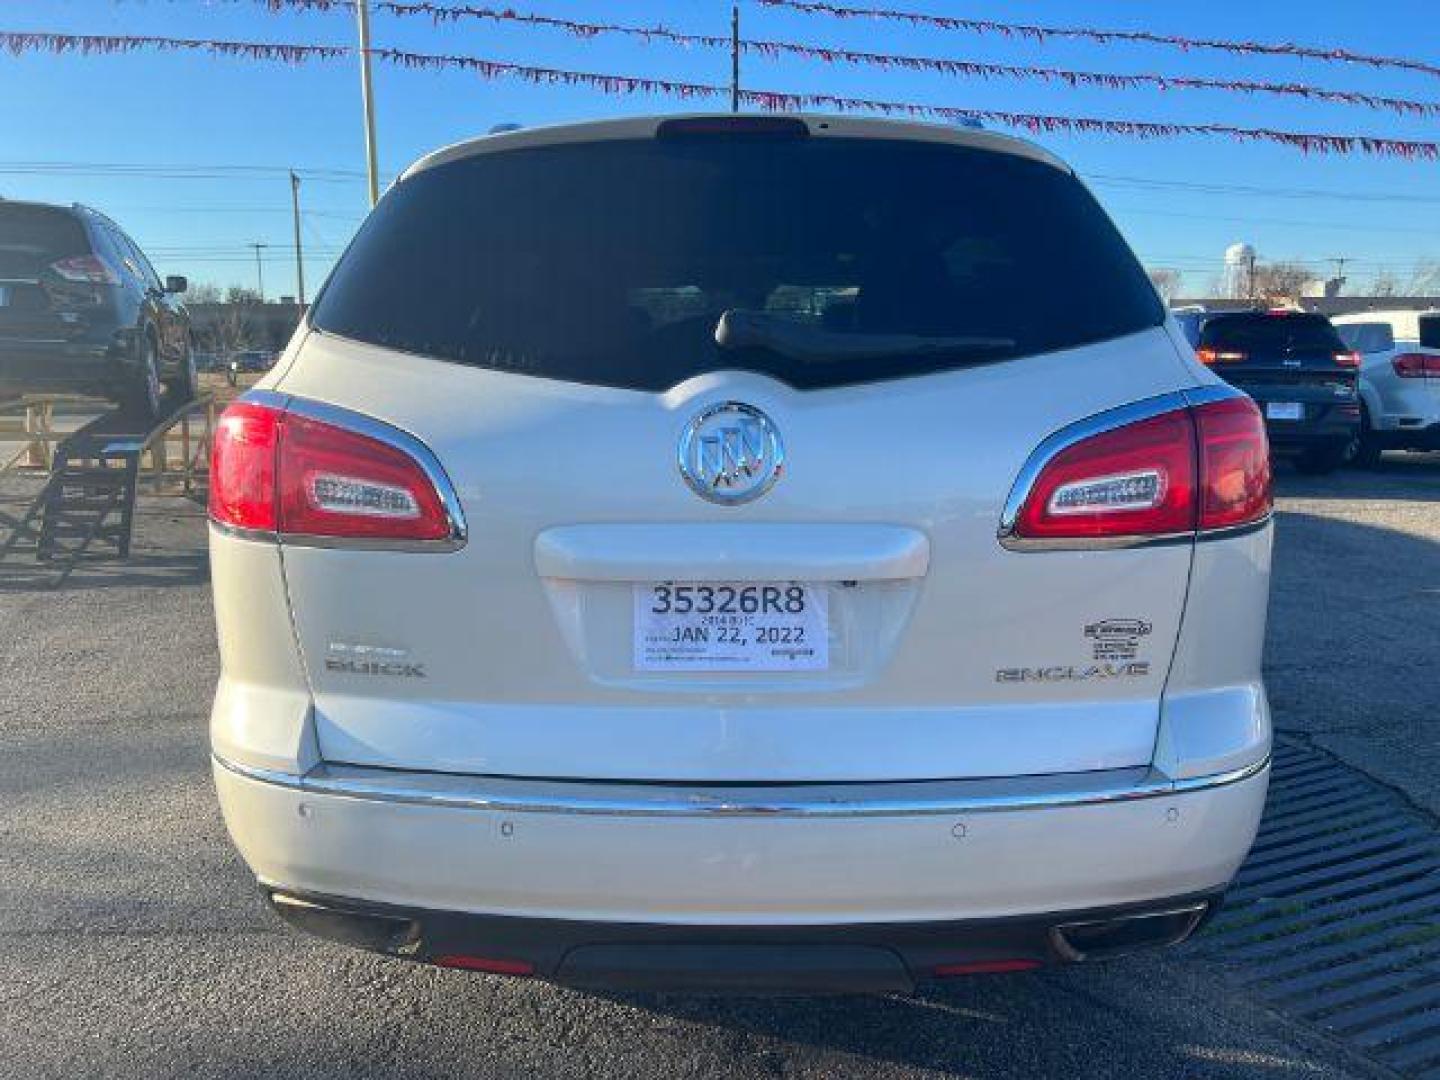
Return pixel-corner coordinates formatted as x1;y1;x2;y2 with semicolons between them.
1195;347;1246;365
210;402;279;531
1194;397;1272;530
49;254;120;285
1392;352;1440;378
1006;393;1270;546
209;398;460;545
1333;351;1362;368
1012;410;1197;540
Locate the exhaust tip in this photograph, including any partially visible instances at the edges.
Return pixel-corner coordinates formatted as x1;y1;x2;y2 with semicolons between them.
1050;902;1211;962
268;891;420;953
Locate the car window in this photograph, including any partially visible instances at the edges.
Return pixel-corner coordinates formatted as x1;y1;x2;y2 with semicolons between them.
1199;313;1345;354
0;204;90;277
1421;314;1440;350
312;137;1163;391
1336;322;1394;354
119;230;162;290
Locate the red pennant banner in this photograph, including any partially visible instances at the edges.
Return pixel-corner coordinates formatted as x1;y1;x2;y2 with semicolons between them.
241;1;1440;118
750;0;1440;80
4;30;1437;160
0;29;345;63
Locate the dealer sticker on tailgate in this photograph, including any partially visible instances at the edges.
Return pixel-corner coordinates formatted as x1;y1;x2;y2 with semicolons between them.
633;582;829;672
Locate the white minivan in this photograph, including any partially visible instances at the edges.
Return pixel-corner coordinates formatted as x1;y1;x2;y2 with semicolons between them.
208;115;1273;992
1332;309;1440;465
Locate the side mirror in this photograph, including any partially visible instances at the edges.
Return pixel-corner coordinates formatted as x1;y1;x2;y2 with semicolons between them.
165;275;188;295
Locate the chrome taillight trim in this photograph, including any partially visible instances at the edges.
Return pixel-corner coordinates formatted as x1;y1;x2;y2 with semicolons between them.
214;388;468;553
997;383;1269;552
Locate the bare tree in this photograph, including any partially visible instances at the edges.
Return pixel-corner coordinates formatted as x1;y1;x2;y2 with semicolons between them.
1406;260;1440;296
1368;271;1400;298
1146;267;1182;302
211;304;258;357
180;282;224;304
1251;262;1314;302
225;285;262;305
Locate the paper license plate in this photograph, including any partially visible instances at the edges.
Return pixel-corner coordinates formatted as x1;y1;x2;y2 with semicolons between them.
634;582;829;672
1266;402;1304;421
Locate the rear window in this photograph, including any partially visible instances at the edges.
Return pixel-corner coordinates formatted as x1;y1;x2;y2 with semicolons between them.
312;137;1162;391
1336;322;1395;354
1199;313;1345;355
0;205;90;278
1421;314;1440;350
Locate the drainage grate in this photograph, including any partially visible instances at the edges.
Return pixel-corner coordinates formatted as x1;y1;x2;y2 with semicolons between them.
1196;738;1440;1078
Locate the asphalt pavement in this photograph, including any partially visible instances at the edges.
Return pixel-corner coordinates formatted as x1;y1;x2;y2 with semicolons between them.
1;456;1435;1079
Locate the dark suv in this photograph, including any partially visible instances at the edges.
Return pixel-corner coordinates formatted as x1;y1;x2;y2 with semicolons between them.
0;200;193;420
1196;310;1361;473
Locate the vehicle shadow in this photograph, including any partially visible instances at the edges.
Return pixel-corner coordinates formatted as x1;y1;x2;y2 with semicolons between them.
1272;450;1440;502
1265;505;1440;814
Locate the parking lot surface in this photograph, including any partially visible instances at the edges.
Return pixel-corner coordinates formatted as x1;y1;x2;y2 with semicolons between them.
1;458;1436;1079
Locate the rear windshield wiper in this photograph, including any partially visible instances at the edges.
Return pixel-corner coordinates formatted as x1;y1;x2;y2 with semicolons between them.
713;308;1016;363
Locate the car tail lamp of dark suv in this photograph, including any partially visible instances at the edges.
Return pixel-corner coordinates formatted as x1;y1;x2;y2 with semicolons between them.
210;399;462;545
1009;396;1271;544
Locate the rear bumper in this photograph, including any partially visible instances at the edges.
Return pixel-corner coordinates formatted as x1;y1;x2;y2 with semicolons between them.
0;338;128;397
214;752;1268;935
263;885;1224;992
1372;421;1440;451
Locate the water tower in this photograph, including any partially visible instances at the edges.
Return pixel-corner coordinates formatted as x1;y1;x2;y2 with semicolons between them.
1224;243;1256;299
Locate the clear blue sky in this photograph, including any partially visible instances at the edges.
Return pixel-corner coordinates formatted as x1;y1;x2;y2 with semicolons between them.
2;0;1436;296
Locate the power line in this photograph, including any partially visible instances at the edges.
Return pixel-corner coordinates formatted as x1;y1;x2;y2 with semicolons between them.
749;0;1440;79
275;1;1440;118
5;31;1439;159
1088;174;1440;206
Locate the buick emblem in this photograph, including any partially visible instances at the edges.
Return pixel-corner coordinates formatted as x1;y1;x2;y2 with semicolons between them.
677;402;784;505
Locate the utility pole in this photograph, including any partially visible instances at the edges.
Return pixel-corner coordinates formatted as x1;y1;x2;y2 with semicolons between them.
1246;252;1257;301
730;3;740;113
1330;256;1349;296
249;242;269;302
290;171;306;308
356;0;381;207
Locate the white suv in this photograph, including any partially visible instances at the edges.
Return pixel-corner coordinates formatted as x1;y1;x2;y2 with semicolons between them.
208;115;1273;993
1332;309;1440;465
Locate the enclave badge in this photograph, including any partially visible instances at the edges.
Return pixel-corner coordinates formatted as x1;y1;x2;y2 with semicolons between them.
678;402;784;505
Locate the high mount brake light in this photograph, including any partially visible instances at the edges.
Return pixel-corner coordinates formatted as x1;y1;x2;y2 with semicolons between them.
209;399;460;545
655;116;810;139
1006;394;1270;546
1392;352;1440;378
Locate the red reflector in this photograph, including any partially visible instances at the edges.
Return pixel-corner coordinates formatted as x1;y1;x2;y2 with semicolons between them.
1194;397;1272;531
1013;409;1197;541
933;958;1043;977
433;955;535;976
210;402;280;531
209;400;453;542
1393;352;1440;378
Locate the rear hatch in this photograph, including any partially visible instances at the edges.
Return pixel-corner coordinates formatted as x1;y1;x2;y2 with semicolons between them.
0;203;112;350
274;121;1198;783
1197;311;1357;424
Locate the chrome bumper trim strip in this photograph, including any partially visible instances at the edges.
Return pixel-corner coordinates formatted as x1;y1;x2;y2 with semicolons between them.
213;753;1270;819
